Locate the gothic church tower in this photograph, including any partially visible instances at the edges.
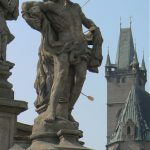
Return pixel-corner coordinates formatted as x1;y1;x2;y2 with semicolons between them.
105;26;150;150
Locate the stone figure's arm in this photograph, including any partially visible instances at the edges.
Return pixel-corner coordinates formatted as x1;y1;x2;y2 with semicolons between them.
77;4;103;71
78;5;97;30
40;1;63;16
24;16;41;32
22;2;42;32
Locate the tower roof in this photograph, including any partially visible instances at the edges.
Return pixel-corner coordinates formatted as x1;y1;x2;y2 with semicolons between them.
115;28;135;69
106;50;111;67
109;86;150;144
134;45;139;64
141;52;146;71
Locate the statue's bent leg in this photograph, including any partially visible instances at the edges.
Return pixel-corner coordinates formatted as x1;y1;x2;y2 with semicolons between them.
45;53;69;122
69;60;87;121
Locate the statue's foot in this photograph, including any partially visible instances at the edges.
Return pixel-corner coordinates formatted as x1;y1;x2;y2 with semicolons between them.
44;112;55;123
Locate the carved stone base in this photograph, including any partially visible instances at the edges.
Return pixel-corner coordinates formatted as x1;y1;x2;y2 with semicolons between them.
57;147;93;150
27;113;93;150
0;98;28;150
56;129;92;150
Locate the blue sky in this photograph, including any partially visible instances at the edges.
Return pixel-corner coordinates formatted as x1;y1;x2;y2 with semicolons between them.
7;0;149;149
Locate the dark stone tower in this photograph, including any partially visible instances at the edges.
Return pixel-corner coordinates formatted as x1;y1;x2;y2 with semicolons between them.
105;26;149;150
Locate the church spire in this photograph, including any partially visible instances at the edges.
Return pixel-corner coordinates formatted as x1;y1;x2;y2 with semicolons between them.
106;46;111;66
134;43;139;64
141;51;146;71
115;26;134;69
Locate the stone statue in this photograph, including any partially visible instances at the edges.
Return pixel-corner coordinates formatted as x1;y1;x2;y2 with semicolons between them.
22;1;103;149
0;0;19;60
22;0;103;122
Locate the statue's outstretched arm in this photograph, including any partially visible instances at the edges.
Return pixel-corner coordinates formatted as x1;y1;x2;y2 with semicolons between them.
22;2;42;32
78;6;97;30
24;17;41;32
78;5;103;72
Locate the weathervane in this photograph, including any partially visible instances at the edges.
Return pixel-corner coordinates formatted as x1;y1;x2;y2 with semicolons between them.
120;17;122;29
129;16;132;28
107;45;110;55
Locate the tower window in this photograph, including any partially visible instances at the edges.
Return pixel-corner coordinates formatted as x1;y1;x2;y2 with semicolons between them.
127;126;131;135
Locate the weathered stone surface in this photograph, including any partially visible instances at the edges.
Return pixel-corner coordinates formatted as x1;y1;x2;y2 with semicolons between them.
22;0;103;122
9;144;26;150
0;113;15;150
11;135;31;150
26;113;91;150
0;61;15;99
21;0;102;149
10;122;33;150
0;98;28;114
0;0;19;61
0;99;28;150
16;122;32;136
0;61;28;150
0;1;30;149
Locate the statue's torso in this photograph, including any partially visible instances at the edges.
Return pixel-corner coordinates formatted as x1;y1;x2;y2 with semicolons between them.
45;3;87;48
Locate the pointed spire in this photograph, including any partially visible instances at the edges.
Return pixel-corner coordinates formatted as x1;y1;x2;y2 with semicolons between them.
141;50;146;71
115;26;134;69
134;42;139;64
120;17;122;30
106;46;111;66
129;16;132;28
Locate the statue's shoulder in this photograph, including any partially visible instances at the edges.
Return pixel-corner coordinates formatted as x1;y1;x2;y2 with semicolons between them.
69;2;81;10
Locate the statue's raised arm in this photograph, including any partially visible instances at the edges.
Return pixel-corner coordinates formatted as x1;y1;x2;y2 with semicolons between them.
78;4;103;73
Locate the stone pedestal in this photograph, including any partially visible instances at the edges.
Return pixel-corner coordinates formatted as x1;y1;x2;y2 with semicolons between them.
9;123;32;150
0;61;28;150
26;112;93;150
0;61;14;99
56;129;92;150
